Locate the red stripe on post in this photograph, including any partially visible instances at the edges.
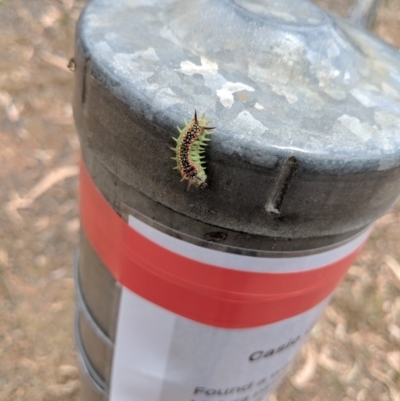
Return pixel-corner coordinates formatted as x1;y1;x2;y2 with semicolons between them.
79;160;364;328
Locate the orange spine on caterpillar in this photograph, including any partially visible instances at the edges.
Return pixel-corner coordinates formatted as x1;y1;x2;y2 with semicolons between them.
172;111;215;189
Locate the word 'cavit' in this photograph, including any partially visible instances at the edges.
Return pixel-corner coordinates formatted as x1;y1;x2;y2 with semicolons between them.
172;111;214;190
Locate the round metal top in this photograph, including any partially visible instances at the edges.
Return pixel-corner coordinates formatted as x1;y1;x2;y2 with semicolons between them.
74;0;400;239
79;0;400;173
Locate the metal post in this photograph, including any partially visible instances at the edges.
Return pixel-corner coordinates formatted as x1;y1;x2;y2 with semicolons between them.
72;0;400;400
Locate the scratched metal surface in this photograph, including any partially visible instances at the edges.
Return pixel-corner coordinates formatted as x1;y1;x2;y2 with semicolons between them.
73;0;400;239
72;1;400;398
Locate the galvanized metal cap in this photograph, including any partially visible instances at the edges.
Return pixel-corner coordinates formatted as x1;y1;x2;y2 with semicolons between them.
74;0;400;239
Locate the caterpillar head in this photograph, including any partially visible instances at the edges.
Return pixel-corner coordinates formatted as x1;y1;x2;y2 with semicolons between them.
187;170;207;190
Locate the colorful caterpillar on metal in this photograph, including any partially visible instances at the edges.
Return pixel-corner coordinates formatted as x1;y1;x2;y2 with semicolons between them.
172;111;214;189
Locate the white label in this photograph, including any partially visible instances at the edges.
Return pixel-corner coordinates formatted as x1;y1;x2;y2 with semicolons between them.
110;287;329;401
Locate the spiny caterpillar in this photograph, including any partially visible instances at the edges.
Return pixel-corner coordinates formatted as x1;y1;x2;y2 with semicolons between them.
172;111;214;189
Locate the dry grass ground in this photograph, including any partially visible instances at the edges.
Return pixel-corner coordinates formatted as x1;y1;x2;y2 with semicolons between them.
0;1;399;400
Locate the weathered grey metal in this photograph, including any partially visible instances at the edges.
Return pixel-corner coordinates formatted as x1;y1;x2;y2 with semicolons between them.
74;0;400;242
78;231;120;339
75;263;114;383
73;0;400;397
77;350;106;401
75;306;107;401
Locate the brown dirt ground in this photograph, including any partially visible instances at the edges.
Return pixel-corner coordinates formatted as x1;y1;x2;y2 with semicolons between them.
0;1;400;400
